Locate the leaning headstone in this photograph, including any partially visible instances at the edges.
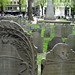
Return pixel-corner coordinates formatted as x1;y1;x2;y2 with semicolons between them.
0;20;37;75
65;34;75;51
32;32;43;53
41;43;75;75
44;0;55;20
47;36;63;51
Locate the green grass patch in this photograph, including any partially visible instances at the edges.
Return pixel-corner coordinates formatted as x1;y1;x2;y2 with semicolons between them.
43;38;51;51
72;31;75;34
62;38;67;42
41;27;45;37
58;20;71;22
37;53;46;65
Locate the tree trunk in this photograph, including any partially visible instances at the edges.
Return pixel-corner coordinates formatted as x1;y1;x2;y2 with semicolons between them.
41;4;44;16
19;0;21;14
1;4;4;16
28;0;33;20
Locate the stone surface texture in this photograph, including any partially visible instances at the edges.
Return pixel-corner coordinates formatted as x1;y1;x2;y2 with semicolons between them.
0;20;37;75
41;43;75;75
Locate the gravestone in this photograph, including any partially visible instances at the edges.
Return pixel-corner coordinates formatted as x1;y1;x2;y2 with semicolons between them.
32;28;41;34
61;25;73;37
30;25;35;30
0;16;25;25
44;0;55;20
65;34;75;51
44;27;50;37
47;36;63;51
23;25;31;32
41;43;75;75
54;24;73;38
32;32;43;53
54;24;62;37
0;20;37;75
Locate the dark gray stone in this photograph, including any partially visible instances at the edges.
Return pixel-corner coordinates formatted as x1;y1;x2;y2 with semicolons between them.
65;34;75;51
44;25;51;37
54;24;73;38
32;32;43;53
0;20;37;75
32;28;41;34
44;29;50;37
54;24;62;37
41;43;75;75
23;25;31;31
61;25;73;37
47;36;63;51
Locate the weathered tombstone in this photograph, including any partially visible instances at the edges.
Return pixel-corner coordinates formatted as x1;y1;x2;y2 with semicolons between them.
0;20;37;75
32;32;43;53
44;27;50;37
54;24;73;38
61;25;73;37
54;24;62;37
44;0;55;20
65;34;75;51
47;36;63;51
32;28;41;34
44;24;51;37
0;16;25;25
23;25;31;32
41;43;75;75
30;25;35;30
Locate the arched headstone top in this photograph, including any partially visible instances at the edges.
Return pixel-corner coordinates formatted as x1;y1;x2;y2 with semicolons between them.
0;20;23;32
0;20;37;75
46;43;75;61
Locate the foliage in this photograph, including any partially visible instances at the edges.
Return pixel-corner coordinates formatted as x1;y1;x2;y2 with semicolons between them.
21;0;26;7
0;0;10;7
53;0;72;7
34;0;47;6
37;53;46;65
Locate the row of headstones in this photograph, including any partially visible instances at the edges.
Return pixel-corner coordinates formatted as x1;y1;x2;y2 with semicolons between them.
41;43;75;75
32;31;75;53
0;16;73;38
0;16;74;53
0;16;44;53
38;23;73;38
47;34;75;52
0;16;28;25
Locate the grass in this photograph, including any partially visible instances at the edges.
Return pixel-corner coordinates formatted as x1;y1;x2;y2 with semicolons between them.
28;22;75;75
37;53;46;65
43;38;51;51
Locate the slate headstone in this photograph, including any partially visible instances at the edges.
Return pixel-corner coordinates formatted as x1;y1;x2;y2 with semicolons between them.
0;20;37;75
61;24;73;37
47;36;63;51
41;43;75;75
54;24;62;37
44;27;50;37
32;32;43;53
54;24;73;38
65;34;75;51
